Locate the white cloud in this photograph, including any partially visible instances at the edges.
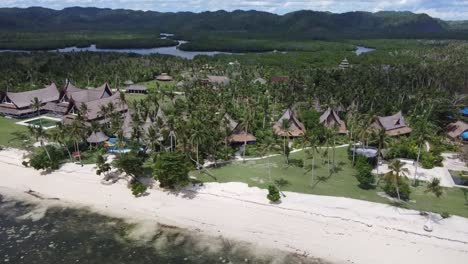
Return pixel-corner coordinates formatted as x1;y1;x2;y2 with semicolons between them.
1;0;467;20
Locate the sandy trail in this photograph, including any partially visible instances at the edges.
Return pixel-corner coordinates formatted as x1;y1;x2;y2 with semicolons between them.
1;148;467;264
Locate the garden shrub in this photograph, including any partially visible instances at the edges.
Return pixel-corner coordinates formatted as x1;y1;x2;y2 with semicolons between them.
29;146;67;171
288;158;304;168
421;152;443;169
440;212;451;219
267;185;281;202
355;156;375;189
131;181;147;197
383;178;411;201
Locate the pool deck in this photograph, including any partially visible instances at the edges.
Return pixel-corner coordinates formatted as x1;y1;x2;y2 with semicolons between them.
15;116;62;130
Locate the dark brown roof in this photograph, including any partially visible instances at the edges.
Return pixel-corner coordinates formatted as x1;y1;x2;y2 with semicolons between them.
126;85;147;91
372;111;412;136
273;108;306;137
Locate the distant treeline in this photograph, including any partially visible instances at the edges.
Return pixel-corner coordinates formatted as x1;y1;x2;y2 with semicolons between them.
1;7;468;51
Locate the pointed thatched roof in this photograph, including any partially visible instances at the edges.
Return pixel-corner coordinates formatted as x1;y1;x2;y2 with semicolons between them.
5;83;60;108
372;111;412;136
320;108;348;134
223;113;256;144
87;131;109;144
65;83;113;104
273;108;306;137
224;113;239;131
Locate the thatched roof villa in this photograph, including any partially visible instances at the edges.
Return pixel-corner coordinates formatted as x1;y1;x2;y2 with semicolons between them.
371;111;412;136
320;108;348;134
63;91;128;125
224;113;256;145
0;83;60;117
273;108;306;137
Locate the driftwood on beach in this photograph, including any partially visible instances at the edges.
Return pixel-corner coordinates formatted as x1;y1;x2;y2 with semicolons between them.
25;189;60;200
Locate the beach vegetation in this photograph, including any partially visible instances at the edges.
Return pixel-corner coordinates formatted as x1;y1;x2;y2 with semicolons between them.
28;145;66;171
131;181;148;197
267;185;281;202
355;156;375;189
152;152;190;189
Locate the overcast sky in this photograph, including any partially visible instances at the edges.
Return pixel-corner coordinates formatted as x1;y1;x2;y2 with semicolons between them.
2;0;468;20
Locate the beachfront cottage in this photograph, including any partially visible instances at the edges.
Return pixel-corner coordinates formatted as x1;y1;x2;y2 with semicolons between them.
320;108;348;134
126;85;148;94
447;121;468;140
273;108;306;137
371;111;412;136
224;113;256;145
156;73;173;82
0;83;60;118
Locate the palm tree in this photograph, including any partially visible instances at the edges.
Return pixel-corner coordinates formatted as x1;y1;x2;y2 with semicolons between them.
303;132;320;185
28;125;51;161
412;117;436;186
280;119;290;163
50;123;72;161
190;129;206;171
385;159;409;201
373;128;391;179
69;120;84;166
30;97;42;117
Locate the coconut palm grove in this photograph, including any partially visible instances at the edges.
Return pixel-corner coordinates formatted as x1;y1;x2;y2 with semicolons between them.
1;5;468;264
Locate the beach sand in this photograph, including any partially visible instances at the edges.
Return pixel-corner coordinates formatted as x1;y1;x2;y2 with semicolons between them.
1;148;467;264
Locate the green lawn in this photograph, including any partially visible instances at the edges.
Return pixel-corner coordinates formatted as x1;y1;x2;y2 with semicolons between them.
138;80;177;92
0;116;29;148
195;147;468;218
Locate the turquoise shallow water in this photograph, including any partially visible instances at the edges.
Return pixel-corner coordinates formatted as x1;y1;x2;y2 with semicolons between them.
0;194;324;264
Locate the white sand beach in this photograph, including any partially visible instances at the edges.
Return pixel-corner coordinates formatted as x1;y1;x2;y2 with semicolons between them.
1;148;468;264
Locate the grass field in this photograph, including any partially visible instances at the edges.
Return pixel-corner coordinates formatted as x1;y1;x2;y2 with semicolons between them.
0;116;29;148
195;147;468;218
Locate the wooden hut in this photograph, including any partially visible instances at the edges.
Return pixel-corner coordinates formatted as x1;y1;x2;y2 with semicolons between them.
224;114;256;145
126;85;148;94
371;111;412;137
156;73;173;82
273;108;306;137
320;108;348;134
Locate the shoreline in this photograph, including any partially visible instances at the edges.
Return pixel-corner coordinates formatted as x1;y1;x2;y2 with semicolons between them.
1;148;468;263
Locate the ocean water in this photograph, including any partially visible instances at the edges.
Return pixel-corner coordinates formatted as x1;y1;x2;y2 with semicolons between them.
0;194;324;264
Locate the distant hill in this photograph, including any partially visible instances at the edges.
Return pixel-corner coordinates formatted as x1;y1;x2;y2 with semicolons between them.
1;7;466;39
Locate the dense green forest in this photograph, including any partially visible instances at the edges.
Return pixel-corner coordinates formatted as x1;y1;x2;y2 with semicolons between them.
1;7;468;50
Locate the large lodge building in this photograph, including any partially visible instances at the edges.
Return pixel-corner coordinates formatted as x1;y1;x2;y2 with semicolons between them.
0;82;127;123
